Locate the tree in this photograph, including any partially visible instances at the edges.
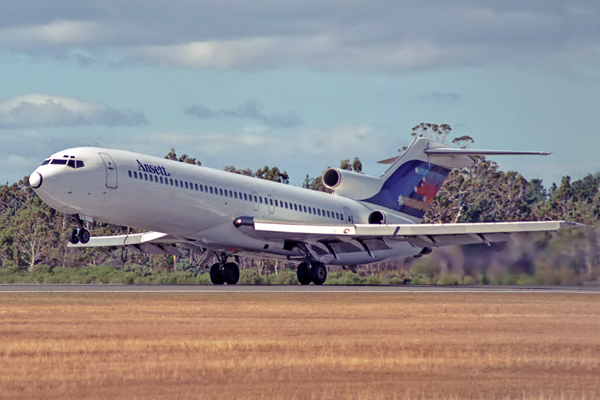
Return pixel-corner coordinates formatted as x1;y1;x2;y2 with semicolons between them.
164;148;202;166
10;196;63;270
254;166;290;184
411;123;452;143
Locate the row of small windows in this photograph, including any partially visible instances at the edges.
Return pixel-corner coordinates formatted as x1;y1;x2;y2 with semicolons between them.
128;170;348;222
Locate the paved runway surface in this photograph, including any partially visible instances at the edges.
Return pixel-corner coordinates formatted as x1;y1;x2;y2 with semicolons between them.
0;284;599;294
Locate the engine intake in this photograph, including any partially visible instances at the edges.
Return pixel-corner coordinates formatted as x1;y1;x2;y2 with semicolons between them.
321;168;383;200
368;210;386;224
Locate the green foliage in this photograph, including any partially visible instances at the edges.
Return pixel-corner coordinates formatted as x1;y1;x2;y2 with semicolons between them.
436;274;460;285
239;269;267;285
164;148;201;166
223;165;290;184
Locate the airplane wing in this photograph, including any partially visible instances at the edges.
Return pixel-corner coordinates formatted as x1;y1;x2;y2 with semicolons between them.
237;218;584;248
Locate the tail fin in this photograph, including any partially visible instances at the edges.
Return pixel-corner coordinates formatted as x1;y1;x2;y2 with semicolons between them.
363;137;550;221
363;137;470;221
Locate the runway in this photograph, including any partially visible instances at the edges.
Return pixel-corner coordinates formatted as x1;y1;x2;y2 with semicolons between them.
1;284;599;294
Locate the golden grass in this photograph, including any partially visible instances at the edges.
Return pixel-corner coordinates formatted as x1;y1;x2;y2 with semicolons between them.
0;292;599;399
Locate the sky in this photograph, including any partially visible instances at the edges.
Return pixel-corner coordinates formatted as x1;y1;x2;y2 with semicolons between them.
1;0;599;188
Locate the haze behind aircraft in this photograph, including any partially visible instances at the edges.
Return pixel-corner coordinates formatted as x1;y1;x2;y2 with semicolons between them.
29;136;579;285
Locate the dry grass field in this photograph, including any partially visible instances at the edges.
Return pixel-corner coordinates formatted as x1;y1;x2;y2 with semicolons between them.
0;291;599;399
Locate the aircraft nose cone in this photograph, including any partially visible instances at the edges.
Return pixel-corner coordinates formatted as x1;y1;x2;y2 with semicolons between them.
29;172;43;188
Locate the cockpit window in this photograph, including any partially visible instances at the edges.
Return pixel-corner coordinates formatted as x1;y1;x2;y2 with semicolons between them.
45;157;85;168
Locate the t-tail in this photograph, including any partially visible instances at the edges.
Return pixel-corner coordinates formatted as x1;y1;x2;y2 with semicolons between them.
321;136;550;223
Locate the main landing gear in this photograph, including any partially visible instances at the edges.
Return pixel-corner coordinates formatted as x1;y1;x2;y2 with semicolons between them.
209;259;240;285
296;261;327;285
67;227;90;244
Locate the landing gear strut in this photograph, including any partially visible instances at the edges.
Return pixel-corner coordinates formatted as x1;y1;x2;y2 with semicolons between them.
209;257;240;285
296;261;327;285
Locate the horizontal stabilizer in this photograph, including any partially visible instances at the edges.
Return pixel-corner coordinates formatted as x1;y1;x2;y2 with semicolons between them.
423;148;551;156
378;148;550;164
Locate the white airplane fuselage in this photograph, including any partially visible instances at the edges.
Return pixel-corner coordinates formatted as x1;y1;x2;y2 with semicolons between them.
31;147;421;265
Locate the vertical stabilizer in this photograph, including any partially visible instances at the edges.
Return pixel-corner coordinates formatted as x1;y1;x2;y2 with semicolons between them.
363;137;474;221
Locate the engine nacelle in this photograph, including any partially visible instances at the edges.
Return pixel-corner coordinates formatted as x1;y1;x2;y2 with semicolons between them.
321;168;383;200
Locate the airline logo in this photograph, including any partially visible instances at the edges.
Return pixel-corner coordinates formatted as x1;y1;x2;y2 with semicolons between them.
393;163;450;218
136;160;171;177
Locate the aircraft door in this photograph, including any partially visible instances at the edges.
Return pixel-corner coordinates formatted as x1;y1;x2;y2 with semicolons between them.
98;153;118;189
252;191;259;211
344;207;354;224
267;195;275;214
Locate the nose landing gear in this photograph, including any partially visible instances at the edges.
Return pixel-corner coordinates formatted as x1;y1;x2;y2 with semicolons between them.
68;227;90;244
66;215;91;245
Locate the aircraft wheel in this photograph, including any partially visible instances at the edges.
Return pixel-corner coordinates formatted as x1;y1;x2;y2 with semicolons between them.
79;228;91;244
223;262;240;285
68;228;79;244
210;263;225;285
297;262;311;285
310;262;327;285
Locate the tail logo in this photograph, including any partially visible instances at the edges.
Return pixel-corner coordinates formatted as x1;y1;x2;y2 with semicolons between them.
364;161;450;220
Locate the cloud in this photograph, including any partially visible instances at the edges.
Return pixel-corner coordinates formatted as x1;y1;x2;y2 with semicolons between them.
0;1;597;70
0;19;108;48
185;100;303;129
0;94;147;128
134;124;391;169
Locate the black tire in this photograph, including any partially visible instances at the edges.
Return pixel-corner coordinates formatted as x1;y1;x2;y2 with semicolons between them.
68;229;79;244
79;228;90;244
210;263;225;285
297;262;312;285
223;262;240;285
310;262;327;285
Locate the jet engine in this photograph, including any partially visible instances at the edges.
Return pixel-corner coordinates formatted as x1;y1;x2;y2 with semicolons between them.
321;168;383;200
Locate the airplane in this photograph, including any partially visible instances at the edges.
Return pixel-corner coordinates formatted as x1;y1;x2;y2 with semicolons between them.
29;136;581;285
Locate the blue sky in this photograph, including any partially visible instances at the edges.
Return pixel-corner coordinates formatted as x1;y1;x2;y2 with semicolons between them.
1;0;599;188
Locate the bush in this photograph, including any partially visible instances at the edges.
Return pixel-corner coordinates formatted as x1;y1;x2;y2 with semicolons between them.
123;273;135;285
410;274;431;285
239;269;266;285
411;258;441;279
43;275;61;284
365;275;381;285
0;266;20;276
31;265;51;275
325;270;365;285
436;274;460;285
270;270;297;285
